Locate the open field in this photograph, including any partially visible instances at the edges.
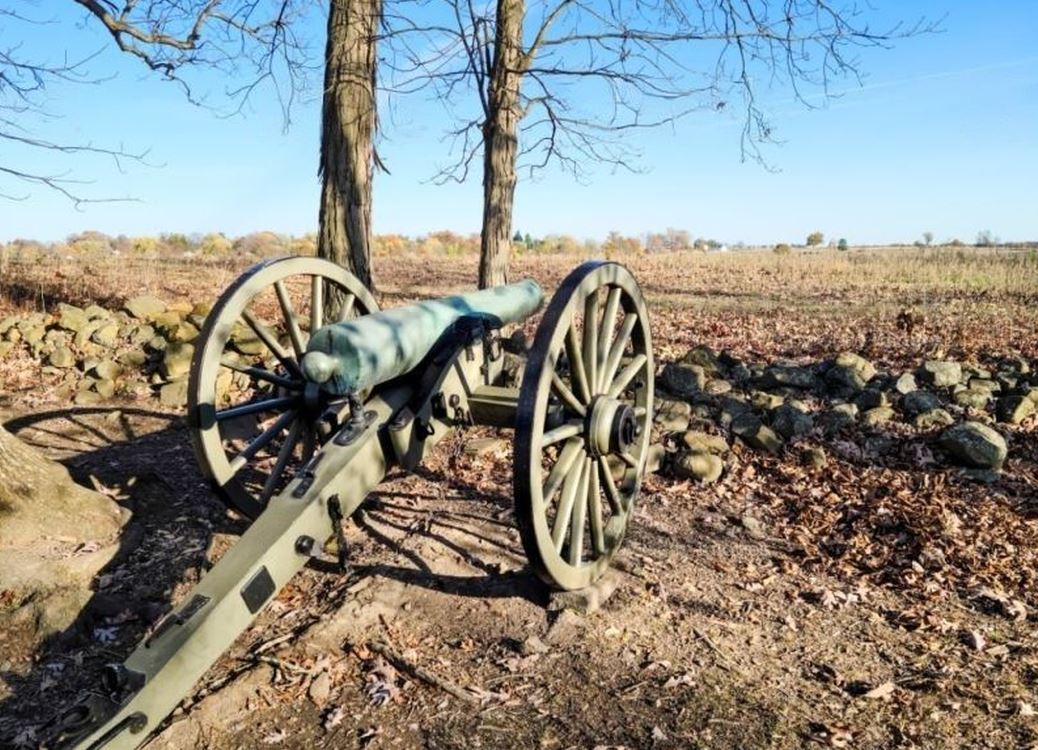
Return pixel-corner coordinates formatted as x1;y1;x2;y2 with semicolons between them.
1;245;1037;749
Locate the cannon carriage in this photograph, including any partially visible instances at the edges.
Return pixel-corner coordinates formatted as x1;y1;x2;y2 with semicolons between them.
57;257;655;749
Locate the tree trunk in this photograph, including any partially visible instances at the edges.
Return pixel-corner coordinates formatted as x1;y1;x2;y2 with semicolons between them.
0;424;124;638
318;0;381;291
478;0;525;289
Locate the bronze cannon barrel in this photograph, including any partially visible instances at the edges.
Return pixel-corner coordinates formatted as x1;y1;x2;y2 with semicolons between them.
301;280;544;394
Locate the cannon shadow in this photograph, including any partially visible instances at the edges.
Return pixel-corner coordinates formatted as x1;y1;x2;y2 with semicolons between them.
0;406;550;744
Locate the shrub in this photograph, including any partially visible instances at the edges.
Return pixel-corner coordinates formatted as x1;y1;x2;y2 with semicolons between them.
773;243;792;255
806;231;824;247
837;238;849;252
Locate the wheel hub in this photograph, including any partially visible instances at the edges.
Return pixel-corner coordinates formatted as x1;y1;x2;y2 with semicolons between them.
586;396;637;458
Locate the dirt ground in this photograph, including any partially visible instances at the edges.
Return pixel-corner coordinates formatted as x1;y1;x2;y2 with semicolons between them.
1;248;1037;749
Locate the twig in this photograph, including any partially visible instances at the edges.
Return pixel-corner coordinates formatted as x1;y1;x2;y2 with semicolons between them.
368;640;481;703
692;626;743;676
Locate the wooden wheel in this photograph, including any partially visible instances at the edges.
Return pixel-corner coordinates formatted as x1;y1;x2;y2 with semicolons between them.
188;256;378;519
514;261;654;590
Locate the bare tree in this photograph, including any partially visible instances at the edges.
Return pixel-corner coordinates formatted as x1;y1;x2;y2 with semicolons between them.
0;5;145;205
2;1;380;288
386;0;934;287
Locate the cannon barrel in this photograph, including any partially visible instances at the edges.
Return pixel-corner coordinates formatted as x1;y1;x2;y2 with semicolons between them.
302;280;544;394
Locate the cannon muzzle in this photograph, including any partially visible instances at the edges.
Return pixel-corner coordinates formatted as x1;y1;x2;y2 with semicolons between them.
302;280;544;394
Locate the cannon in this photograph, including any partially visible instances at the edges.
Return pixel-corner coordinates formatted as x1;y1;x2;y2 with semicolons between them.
54;257;655;749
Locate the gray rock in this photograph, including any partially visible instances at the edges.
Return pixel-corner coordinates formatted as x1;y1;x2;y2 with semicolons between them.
855;389;890;410
761;363;817;390
147;335;167;352
55;303;89;333
902;390;941;417
681;431;729;455
659;362;706;398
673;451;724;483
802;446;828;469
997;372;1019;391
818;403;858;435
894;372;917;395
91;360;121;381
953;388;992;409
680;345;723;376
996;395;1035;425
126;324;156;346
717;396;752;428
750;391;784;411
826;353;875;395
704;378;733;396
463;437;508;456
731;413;783;453
118;351;148;369
861;406;896;427
969;378;1000;393
159;378;190;407
91;323;120;348
939;422;1007;469
835;352;876;381
0;340;14;358
83;304;111;320
654;399;692;432
1025;387;1038;404
48;347;76;368
919;360;963;387
771;403;814;440
94;378;116;399
645;443;666;474
913;408;954;430
740;514;767;541
73;390;104;406
161;342;195;380
124;295;166;320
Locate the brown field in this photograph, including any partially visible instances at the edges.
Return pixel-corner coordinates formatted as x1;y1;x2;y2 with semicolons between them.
1;245;1038;749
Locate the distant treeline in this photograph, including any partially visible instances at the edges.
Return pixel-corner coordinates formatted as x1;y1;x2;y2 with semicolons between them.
1;230;1033;261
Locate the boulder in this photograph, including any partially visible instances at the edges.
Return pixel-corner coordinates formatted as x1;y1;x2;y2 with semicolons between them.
159;377;190;407
861;406;895;427
681;431;729;455
91;323;121;348
659;362;706;398
124;294;167;320
680;345;723;376
826;353;875;395
802;446;828;469
673;452;723;483
750;391;784;411
731;413;783;453
902;389;941;417
855;389;890;410
55;303;89;333
47;347;76;369
94;378;116;399
161;342;195;380
918;360;962;388
996;395;1035;425
969;378;1001;393
818;403;858;435
939;422;1007;469
718;396;753;428
771;403;814;440
914;408;954;430
83;304;111;320
894;372;917;395
654;399;691;433
92;359;122;381
953;388;992;409
761;362;817;390
704;379;733;396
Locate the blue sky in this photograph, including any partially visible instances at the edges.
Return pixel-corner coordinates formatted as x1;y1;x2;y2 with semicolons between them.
0;1;1035;245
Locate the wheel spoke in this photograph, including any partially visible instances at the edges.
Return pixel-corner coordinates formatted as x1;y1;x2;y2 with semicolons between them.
220;357;301;390
274;280;306;359
338;292;357;322
311;275;324;332
582;291;600;396
542;420;583;448
551;372;587;416
216;396;296;422
565;322;591;404
568;458;590;565
587;459;605;555
598;456;624;515
228;410;296;474
619;450;639;469
259;419;302;503
608;353;647;399
600;313;637;395
597;287;621;391
552;458;586;552
543;438;583;501
241;310;302;379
